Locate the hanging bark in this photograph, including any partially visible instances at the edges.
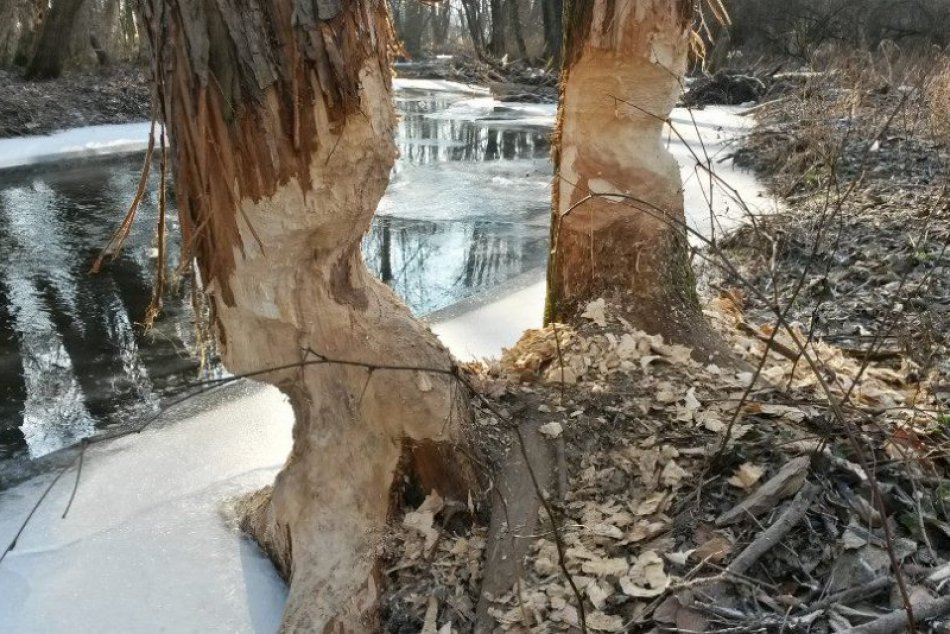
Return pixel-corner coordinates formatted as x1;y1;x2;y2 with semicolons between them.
546;0;720;355
25;0;89;79
138;1;480;630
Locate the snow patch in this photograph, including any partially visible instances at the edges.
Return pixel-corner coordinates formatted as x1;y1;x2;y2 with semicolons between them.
0;123;155;170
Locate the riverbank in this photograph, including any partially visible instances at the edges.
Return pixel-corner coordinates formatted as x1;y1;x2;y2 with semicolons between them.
0;66;150;138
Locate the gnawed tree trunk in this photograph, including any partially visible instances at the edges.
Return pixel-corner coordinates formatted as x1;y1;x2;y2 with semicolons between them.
546;0;717;355
139;1;479;630
25;0;88;79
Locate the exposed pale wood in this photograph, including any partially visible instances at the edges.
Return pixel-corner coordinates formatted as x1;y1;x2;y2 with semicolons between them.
546;0;722;356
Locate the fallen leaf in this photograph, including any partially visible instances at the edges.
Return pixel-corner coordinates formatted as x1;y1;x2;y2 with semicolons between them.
624;550;669;597
728;462;765;489
661;460;689;488
422;596;439;634
582;557;629;577
692;534;733;563
586;611;624;632
538;421;563;439
403;491;444;551
582;298;608;327
587;582;610;610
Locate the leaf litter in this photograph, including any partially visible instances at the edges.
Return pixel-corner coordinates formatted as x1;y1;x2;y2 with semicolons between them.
381;292;950;633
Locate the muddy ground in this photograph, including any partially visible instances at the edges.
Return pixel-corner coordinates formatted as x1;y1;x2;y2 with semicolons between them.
0;65;150;138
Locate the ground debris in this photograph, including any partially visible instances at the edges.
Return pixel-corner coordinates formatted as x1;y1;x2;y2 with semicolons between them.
382;288;950;632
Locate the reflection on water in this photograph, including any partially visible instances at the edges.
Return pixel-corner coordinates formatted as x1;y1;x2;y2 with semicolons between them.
0;89;552;461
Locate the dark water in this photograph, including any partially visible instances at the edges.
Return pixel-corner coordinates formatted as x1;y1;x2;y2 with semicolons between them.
0;89;552;460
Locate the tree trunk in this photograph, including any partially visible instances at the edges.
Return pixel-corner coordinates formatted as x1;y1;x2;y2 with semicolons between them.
489;0;507;58
546;0;716;354
461;0;487;58
507;0;527;59
431;1;451;51
139;1;479;631
541;0;563;65
26;0;88;79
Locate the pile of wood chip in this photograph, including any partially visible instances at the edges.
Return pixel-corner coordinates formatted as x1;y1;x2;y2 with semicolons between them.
381;296;950;633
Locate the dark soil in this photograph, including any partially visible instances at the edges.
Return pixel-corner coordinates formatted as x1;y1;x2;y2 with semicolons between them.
0;65;150;138
717;70;950;375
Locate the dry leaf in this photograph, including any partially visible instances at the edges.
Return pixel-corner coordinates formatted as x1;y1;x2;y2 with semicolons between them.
587;582;610;610
728;463;765;489
422;596;439;634
586;611;624;632
692;534;733;563
624;551;669;597
538;421;563;439
582;298;608;327
581;557;629;577
403;491;444;551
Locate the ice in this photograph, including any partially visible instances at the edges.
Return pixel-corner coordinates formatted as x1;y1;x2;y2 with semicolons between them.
0;123;155;170
430;279;546;362
0;385;292;633
427;97;557;127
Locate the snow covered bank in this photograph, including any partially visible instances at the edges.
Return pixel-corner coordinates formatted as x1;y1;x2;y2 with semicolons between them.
0;122;154;171
392;78;490;96
0;384;292;633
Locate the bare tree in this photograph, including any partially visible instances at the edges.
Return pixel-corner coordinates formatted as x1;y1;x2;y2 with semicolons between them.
137;1;479;630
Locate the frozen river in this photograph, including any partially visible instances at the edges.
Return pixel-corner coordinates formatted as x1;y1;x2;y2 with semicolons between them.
0;82;556;463
0;80;772;465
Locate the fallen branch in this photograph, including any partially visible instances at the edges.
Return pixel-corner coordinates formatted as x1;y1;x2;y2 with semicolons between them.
728;482;818;576
840;594;950;634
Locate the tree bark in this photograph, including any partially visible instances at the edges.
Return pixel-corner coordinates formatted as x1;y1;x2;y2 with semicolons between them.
545;0;716;354
461;0;487;58
26;0;88;79
139;1;479;631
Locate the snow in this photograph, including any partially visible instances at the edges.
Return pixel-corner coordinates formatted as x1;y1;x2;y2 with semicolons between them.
0;384;292;633
392;78;490;96
427;96;558;128
0;123;155;170
430;279;546;362
0;85;777;634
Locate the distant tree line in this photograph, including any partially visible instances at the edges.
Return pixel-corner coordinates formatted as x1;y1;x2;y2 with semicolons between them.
720;0;950;63
3;0;950;81
389;0;563;64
